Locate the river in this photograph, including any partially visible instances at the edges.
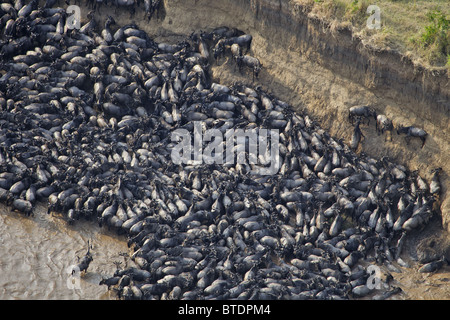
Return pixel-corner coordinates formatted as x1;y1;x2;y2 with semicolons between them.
0;203;130;300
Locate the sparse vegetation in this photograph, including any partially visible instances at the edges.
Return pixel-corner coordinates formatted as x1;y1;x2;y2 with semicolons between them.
296;0;450;68
418;9;449;65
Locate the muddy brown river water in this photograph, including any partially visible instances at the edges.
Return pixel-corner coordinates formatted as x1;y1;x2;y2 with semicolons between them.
0;203;131;300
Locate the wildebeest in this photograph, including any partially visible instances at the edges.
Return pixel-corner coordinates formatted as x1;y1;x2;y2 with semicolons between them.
224;34;252;53
113;0;136;17
396;125;427;148
101;16;115;43
236;54;261;81
348;105;377;125
213;34;252;61
10;198;33;215
99;275;121;289
212;38;226;61
429;168;442;196
72;240;93;275
376;114;393;141
350;119;365;151
144;0;161;21
230;44;241;62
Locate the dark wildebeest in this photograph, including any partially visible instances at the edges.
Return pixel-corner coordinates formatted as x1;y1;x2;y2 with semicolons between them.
429;167;442;196
10;198;33;215
72;240;93;275
144;0;161;21
212;38;226;61
224;34;252;53
230;43;241;69
213;34;252;62
114;0;136;17
348;105;377;125
396;125;427;148
350;119;365;151
236;54;261;81
376;114;393;141
92;0;108;13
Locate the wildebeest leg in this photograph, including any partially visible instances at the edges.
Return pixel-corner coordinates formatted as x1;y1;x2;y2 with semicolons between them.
255;67;260;80
421;136;426;148
405;136;410;146
148;7;155;20
154;0;161;19
362;116;368;126
236;58;242;73
377;123;383;136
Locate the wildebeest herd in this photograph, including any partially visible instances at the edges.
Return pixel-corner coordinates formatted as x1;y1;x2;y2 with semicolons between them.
348;105;428;149
0;0;446;300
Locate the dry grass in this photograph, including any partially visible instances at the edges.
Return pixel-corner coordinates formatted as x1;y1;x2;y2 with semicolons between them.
297;0;450;69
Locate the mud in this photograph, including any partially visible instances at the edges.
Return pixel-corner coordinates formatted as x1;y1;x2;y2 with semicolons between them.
0;203;131;299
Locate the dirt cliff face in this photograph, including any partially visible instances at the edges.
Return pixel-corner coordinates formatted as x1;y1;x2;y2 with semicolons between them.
94;0;450;229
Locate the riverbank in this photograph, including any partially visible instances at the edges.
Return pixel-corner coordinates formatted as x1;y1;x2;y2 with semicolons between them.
298;0;450;69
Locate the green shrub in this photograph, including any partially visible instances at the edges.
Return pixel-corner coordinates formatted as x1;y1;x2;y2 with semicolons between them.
420;9;449;53
348;0;368;14
344;0;370;26
418;8;450;65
